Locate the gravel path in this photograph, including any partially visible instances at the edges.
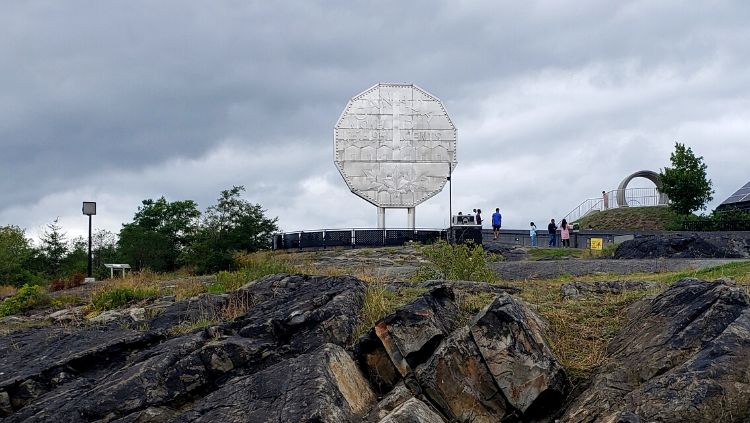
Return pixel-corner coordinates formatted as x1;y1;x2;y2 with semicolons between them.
489;258;745;281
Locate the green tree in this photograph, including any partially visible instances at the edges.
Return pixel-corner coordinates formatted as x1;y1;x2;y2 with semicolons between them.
659;142;714;215
118;197;200;271
60;236;88;277
188;186;278;273
39;219;68;278
0;226;42;287
92;230;121;278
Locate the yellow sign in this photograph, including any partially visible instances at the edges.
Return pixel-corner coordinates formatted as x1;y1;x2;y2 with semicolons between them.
590;238;603;250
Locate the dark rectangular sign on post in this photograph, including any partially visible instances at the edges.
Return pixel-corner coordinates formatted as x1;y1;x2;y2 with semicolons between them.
82;202;97;216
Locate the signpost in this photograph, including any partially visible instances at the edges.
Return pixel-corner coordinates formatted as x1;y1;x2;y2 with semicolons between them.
82;201;96;281
590;237;603;250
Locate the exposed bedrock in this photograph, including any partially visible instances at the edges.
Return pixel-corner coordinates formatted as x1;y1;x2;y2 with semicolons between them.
357;285;569;422
561;278;750;422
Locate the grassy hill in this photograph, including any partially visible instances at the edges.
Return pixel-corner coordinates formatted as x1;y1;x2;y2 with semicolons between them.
576;206;678;230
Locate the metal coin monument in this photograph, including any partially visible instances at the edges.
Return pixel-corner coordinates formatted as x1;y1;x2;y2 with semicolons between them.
334;83;457;228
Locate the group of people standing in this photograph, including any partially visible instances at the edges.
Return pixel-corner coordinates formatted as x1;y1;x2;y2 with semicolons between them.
526;219;570;247
538;218;571;247
474;208;573;247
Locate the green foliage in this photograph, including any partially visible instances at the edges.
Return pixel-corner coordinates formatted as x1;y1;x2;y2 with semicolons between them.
0;284;50;317
39;219;69;278
0;226;43;287
665;208;750;231
187;186;279;274
118;226;174;272
90;286;160;311
60;237;88;278
413;240;497;282
92;229;120;279
528;248;584;260
578;206;680;231
207;252;295;293
659;142;714;215
118;197;201;272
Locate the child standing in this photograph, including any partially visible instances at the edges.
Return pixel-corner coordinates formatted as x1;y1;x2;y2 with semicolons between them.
529;222;538;247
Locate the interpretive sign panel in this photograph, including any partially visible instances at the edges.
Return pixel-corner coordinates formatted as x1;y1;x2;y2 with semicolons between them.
334;84;457;208
590;238;603;250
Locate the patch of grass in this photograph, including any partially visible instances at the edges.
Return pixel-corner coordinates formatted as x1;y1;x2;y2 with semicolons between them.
0;284;51;317
90;285;159;311
0;285;18;299
528;248;584;260
412;240;497;282
51;294;86;308
455;291;496;326
168;291;254;336
577;206;679;230
654;260;750;285
172;279;209;300
169;318;216;336
512;278;659;383
204;251;298;294
353;283;427;340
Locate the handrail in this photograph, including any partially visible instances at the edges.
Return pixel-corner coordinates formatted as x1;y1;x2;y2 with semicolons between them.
563;188;665;223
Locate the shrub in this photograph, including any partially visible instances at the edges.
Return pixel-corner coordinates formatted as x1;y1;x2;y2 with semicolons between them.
91;286;159;311
49;278;67;291
0;284;51;317
413;240;497;282
49;272;87;292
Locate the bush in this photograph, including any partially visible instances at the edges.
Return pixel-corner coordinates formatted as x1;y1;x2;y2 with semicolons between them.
413;240;497;282
91;286;159;311
49;272;87;292
0;284;50;317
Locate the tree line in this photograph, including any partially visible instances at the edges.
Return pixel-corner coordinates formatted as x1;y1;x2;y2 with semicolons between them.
0;186;278;287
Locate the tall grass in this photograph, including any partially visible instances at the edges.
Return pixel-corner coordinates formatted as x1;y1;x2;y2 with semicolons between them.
412;240;497;282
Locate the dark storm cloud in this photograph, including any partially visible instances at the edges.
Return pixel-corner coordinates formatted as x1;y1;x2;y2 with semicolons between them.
1;0;749;237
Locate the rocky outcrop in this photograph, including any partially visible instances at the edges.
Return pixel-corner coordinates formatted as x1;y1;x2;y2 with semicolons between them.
560;280;660;298
0;274;366;422
355;286;461;393
561;278;750;422
357;287;569;422
174;343;375;422
615;234;749;259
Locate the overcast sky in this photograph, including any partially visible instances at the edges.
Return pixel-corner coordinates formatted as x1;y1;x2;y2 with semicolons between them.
2;1;749;242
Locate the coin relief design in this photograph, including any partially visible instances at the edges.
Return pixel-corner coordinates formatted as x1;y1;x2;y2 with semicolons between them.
334;84;457;208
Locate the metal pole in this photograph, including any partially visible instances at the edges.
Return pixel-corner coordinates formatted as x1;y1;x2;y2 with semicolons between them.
87;215;93;278
448;163;452;243
377;207;386;229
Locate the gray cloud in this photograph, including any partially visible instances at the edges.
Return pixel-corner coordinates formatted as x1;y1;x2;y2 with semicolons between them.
1;0;749;239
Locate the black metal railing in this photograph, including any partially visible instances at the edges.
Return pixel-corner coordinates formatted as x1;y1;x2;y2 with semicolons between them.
273;228;448;250
680;219;750;232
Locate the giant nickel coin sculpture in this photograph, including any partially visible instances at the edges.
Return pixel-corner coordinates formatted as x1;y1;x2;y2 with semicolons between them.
334;83;457;228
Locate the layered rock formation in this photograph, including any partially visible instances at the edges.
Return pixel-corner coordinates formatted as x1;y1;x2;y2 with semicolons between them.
2;272;750;423
562;278;750;422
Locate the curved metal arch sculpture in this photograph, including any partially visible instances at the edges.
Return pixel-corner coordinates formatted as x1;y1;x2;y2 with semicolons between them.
616;170;669;207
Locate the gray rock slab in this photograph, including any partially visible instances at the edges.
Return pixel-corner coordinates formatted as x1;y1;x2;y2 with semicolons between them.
561;278;750;422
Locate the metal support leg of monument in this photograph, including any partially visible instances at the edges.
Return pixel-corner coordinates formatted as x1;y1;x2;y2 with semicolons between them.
407;207;415;230
377;207;386;229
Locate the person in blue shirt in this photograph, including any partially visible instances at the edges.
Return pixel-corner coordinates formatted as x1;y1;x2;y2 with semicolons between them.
492;208;502;240
530;222;538;247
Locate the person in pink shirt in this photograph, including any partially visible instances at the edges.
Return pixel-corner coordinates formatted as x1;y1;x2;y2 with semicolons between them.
560;219;571;247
